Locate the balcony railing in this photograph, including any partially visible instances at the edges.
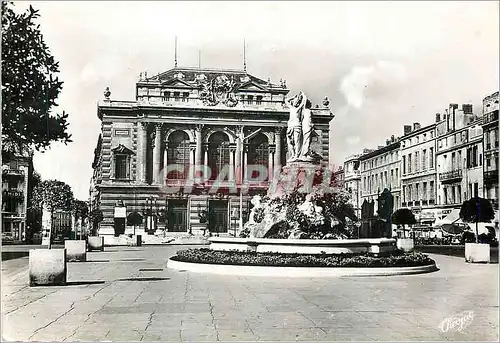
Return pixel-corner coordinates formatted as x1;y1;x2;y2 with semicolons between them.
439;169;463;182
483;110;499;124
2;169;24;178
485;170;499;183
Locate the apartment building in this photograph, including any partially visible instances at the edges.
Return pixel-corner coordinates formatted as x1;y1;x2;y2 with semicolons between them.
359;136;401;214
400;122;438;225
436;104;483;209
482;91;499;208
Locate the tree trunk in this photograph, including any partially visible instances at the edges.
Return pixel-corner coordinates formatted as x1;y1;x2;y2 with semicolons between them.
48;210;53;250
476;220;479;243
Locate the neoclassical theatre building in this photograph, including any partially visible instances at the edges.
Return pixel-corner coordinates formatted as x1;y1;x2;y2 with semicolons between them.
91;66;333;239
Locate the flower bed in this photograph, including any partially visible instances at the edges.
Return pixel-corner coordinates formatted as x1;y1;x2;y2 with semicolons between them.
170;248;435;268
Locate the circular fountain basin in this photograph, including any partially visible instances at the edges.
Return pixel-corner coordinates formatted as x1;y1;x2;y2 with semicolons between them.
208;237;397;255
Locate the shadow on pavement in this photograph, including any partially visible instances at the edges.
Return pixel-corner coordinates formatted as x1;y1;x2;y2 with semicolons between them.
87;260;110;263
30;280;106;287
116;277;170;282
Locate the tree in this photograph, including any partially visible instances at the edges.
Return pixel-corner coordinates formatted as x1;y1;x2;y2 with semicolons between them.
32;179;74;248
391;208;417;239
89;208;103;236
460;197;495;243
25;168;42;243
73;200;89;239
2;1;71;161
127;212;143;235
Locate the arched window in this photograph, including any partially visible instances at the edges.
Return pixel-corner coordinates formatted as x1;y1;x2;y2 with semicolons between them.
167;131;190;179
208;132;230;180
247;133;269;180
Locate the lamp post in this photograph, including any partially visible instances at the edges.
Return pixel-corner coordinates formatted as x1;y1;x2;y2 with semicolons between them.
238;128;262;232
142;196;165;234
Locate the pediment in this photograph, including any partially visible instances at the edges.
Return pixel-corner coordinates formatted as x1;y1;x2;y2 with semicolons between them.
160;78;194;88
111;144;135;155
235;81;267;92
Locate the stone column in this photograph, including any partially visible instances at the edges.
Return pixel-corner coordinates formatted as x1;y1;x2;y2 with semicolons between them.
195;125;203;166
139;122;148;183
163;143;168;185
190;144;196;179
204;145;208;169
229;148;235;181
136;122;143;183
153;124;162;184
243;145;248;181
274;128;282;174
235;126;244;184
268;147;275;181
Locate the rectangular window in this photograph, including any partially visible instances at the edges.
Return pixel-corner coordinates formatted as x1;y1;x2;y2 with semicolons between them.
423;182;427;201
402;185;406;203
182;92;189;102
444;188;448;205
473;145;478;167
457;185;461;203
429;147;434;169
115;155;128;179
415;183;420;201
114;129;130;136
408;154;412;173
173;92;180;101
451;186;455;204
395;168;399;184
452;152;456;170
487;157;491;167
429;181;435;200
163;91;170;101
256;95;263;105
415;151;419;172
474;183;479;197
422;149;427;171
247;95;254;104
402;155;406;174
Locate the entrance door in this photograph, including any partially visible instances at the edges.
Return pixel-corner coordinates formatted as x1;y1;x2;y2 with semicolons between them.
167;200;188;232
208;200;228;233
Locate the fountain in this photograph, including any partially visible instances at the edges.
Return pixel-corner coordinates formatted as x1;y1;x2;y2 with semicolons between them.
167;91;437;277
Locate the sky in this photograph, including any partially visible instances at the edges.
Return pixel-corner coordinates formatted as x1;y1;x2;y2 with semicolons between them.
12;1;499;200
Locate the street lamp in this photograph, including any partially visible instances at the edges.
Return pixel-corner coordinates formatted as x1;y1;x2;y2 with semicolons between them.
141;196;166;234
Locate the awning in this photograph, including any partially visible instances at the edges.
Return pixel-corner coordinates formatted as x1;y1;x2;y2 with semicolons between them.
434;209;462;226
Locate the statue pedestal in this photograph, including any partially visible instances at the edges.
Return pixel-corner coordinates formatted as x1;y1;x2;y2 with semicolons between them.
268;161;333;199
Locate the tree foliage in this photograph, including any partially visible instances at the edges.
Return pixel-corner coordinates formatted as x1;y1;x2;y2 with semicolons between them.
73;199;89;219
460;197;495;242
460;197;495;224
32;179;74;212
127;211;143;226
1;1;71;160
391;208;417;227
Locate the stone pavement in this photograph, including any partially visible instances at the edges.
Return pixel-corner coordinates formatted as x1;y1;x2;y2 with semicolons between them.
1;245;498;341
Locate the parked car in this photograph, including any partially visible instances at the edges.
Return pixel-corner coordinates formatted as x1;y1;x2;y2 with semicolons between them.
2;233;14;244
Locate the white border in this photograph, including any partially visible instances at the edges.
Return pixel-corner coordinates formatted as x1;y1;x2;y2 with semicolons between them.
167;258;438;277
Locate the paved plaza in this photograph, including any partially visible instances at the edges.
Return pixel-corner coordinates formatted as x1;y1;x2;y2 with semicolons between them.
2;245;498;341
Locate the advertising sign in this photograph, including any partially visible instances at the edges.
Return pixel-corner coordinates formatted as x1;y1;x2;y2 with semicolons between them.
114;207;126;218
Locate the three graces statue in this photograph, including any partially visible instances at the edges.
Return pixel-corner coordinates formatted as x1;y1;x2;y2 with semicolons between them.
286;91;318;163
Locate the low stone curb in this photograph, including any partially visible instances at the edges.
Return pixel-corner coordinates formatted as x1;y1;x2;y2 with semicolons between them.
167;258;439;277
